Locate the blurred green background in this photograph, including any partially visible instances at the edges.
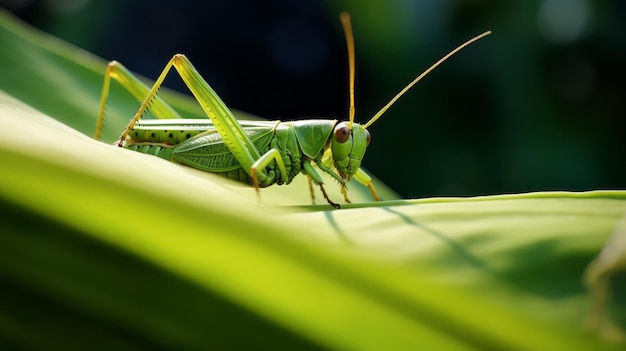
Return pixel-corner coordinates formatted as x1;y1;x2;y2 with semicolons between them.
3;0;625;198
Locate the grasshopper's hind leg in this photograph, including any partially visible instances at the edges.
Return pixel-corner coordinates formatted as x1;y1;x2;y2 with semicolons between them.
113;55;261;178
95;60;182;141
99;54;288;206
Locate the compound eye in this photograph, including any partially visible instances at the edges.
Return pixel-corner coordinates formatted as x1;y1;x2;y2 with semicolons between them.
365;129;371;146
334;123;350;143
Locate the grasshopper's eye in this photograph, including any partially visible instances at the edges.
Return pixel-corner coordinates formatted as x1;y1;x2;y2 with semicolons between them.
334;123;350;144
365;129;371;146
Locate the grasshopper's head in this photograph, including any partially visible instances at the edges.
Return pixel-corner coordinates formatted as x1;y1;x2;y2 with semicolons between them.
332;13;490;182
330;122;370;180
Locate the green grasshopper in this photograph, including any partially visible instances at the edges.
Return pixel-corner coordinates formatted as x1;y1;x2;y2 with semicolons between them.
94;13;490;208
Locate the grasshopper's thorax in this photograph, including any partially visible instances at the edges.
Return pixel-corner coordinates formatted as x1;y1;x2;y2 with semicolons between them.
330;122;370;180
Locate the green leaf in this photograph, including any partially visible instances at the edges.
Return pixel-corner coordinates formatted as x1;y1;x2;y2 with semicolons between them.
0;8;625;350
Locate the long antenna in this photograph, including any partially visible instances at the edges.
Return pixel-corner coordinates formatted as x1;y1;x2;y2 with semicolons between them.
362;30;492;129
340;12;356;130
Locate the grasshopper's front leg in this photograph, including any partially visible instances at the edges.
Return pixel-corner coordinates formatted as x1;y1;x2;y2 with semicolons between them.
302;161;341;209
353;168;380;201
320;149;380;203
323;166;380;204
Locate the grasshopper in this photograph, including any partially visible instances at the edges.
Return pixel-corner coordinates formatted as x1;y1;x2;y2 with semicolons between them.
95;13;490;208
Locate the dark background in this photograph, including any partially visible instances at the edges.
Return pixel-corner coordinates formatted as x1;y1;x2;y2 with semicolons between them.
3;0;625;199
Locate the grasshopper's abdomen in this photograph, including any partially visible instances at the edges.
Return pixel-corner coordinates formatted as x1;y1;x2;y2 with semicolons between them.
125;143;174;160
124;120;304;188
125;142;253;184
130;127;204;144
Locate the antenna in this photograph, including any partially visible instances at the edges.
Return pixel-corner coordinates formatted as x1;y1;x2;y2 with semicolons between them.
340;12;356;129
362;30;492;129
